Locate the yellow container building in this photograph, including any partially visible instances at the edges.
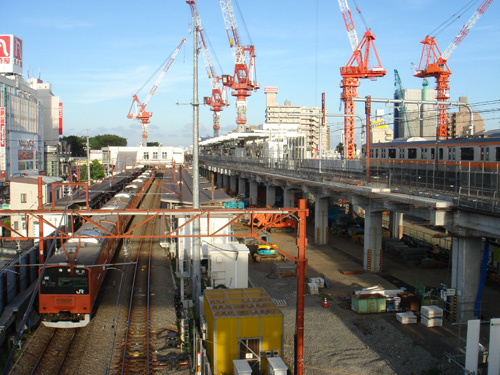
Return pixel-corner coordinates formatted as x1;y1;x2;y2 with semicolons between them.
203;288;284;375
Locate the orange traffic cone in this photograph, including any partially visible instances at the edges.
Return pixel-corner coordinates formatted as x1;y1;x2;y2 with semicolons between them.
323;297;328;308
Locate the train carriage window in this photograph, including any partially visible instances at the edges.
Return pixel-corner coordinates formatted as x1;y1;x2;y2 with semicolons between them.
439;148;444;160
422;148;427;160
496;147;500;161
381;149;386;158
388;148;396;159
408;148;417;159
431;148;435;160
460;147;474;161
481;147;490;161
448;148;456;161
399;149;404;159
375;149;379;158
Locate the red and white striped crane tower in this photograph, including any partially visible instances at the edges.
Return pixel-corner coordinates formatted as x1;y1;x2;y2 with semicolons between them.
187;0;229;138
414;0;494;139
338;0;386;159
127;38;186;146
218;0;259;130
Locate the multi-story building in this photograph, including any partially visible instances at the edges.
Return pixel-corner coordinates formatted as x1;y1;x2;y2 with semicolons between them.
0;35;64;201
102;146;184;173
264;87;329;156
447;96;484;138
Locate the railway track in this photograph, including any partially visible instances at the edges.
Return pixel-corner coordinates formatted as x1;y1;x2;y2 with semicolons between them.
9;327;78;375
119;179;161;374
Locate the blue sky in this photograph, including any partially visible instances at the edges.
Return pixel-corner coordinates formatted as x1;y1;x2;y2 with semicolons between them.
3;0;500;148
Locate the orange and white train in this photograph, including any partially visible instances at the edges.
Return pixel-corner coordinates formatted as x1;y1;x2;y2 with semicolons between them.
39;170;152;328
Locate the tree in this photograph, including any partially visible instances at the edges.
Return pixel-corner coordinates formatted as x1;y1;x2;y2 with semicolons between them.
61;136;86;157
335;142;344;156
147;141;160;147
89;134;127;150
79;160;105;182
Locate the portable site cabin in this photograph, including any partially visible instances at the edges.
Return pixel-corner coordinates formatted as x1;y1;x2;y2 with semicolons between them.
203;288;284;375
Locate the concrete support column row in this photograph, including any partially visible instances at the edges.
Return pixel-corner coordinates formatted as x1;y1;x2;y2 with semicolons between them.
283;187;295;208
229;175;237;195
389;211;403;240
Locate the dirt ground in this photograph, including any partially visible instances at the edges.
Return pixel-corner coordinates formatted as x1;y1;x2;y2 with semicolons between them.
235;221;500;375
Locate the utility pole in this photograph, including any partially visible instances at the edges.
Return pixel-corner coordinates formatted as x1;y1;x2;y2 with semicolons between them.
86;135;91;186
192;4;201;317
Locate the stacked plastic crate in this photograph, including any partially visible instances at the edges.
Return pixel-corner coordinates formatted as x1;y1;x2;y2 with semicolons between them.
420;305;443;327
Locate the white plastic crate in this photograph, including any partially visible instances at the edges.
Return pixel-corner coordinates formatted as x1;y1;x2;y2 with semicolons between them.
309;277;325;288
421;305;443;318
396;312;417;324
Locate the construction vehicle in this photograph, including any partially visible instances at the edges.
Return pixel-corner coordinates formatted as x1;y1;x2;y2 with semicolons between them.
254;233;286;263
252;207;296;233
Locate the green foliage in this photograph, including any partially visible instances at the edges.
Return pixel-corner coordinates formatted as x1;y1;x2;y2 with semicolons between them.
79;160;105;181
335;142;344;155
89;134;127;150
61;135;86;157
147;141;160;147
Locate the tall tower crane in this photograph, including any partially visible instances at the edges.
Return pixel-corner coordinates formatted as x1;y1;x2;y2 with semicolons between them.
218;0;259;131
127;38;186;146
186;0;229;138
414;0;494;139
338;0;386;159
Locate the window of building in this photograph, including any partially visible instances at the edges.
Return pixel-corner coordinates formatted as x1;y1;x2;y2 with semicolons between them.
408;148;417;159
460;147;474;161
153;152;158;160
21;218;26;230
13;221;18;230
162;152;167;159
143;152;149;160
21;193;27;203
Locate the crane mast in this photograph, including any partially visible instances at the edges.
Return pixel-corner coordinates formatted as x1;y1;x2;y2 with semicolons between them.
186;0;229;138
127;38;186;146
414;0;494;139
219;0;258;131
337;0;386;159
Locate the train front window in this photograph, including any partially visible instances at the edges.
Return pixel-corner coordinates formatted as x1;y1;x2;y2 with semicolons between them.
40;267;89;295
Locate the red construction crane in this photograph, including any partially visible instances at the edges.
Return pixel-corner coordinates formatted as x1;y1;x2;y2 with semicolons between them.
218;0;259;130
127;38;186;146
338;0;386;159
414;0;494;139
186;0;229;138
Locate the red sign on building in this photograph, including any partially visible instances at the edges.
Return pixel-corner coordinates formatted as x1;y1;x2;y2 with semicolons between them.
0;107;5;148
58;102;63;135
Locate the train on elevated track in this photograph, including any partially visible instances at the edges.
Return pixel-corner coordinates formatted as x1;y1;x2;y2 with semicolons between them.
39;170;152;328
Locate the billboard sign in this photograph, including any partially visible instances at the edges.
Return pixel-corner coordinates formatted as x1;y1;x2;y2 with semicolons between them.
0;35;23;74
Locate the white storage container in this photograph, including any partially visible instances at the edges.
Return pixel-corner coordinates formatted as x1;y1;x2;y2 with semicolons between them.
396;312;417;324
307;282;319;295
268;357;288;375
233;359;252;375
421;315;443;327
421;305;443;318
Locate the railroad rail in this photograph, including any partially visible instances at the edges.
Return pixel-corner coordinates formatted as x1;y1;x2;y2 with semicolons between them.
119;180;160;374
9;327;78;375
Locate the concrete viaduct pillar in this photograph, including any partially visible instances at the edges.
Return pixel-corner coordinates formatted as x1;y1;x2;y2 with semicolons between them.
364;203;383;272
451;235;482;322
223;174;230;191
266;185;276;207
314;196;329;245
238;177;246;198
229;175;237;196
283;186;295;208
389;212;404;240
249;181;258;206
